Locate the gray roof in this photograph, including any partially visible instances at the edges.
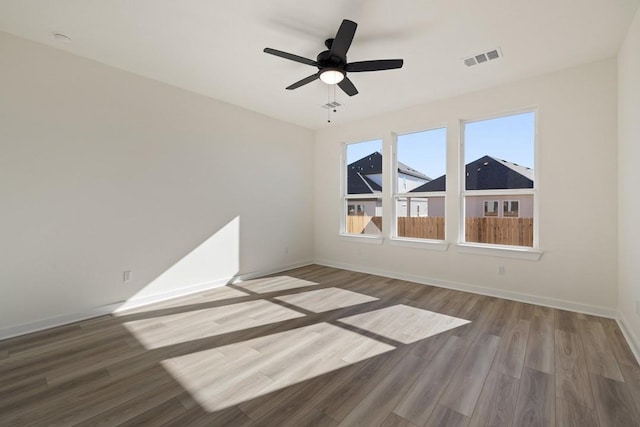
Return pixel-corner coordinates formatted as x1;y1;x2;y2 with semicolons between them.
489;156;534;181
397;160;431;180
410;155;534;192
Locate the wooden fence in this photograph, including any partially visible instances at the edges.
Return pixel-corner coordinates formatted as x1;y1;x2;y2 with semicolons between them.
397;217;445;240
346;215;382;235
465;217;533;247
347;215;533;247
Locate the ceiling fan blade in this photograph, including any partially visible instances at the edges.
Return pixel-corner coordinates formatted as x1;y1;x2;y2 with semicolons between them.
338;77;358;96
347;59;404;72
286;73;320;90
263;48;318;67
330;20;357;60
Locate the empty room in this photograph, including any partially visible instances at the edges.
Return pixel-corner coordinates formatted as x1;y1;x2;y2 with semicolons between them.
2;1;640;426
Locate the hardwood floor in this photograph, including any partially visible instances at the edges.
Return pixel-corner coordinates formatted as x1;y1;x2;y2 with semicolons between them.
1;264;639;426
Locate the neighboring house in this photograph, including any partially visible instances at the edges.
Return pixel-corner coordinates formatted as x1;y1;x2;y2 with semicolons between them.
347;153;534;220
347;152;431;217
411;155;534;218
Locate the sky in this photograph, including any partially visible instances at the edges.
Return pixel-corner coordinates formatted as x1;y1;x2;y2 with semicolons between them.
464;111;535;169
346;111;535;179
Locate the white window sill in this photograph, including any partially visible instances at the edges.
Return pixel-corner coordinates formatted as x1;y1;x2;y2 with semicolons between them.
339;234;384;245
456;243;543;261
388;238;449;252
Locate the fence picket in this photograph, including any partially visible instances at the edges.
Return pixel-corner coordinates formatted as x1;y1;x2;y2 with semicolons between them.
347;215;533;247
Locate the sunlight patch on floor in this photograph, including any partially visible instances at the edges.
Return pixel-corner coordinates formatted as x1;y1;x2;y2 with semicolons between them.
160;322;396;412
234;276;319;294
338;304;471;344
275;287;378;313
123;300;304;349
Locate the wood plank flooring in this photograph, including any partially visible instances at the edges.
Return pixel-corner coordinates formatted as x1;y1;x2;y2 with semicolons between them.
1;264;639;426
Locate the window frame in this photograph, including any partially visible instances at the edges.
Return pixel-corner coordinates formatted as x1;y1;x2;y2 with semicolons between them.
340;139;384;239
391;127;447;243
335;108;542;259
459;109;539;249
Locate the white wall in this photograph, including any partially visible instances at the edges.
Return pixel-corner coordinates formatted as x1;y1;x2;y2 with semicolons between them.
398;174;428;192
315;59;618;314
0;32;314;334
618;7;640;353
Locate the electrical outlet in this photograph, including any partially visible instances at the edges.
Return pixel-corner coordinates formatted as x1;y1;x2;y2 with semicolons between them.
498;265;505;275
123;270;132;283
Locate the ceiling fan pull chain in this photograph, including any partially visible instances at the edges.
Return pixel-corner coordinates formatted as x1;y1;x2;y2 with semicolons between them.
333;84;336;111
327;84;331;123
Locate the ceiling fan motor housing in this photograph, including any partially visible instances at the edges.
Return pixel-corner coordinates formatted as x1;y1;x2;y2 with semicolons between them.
317;48;346;71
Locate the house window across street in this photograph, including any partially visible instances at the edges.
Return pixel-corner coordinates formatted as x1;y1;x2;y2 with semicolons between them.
483;200;499;217
503;200;520;217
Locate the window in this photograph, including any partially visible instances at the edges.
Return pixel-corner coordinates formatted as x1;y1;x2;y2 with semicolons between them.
503;200;519;217
393;128;446;241
343;139;383;236
347;204;366;216
463;111;535;247
483;200;499;217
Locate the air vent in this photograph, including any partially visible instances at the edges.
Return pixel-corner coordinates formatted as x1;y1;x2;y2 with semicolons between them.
486;49;500;60
463;47;502;67
321;101;341;109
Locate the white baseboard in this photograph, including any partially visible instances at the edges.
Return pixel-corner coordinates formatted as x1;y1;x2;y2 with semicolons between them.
0;259;314;341
617;311;640;365
232;259;314;283
314;258;617;319
113;276;234;313
0;302;122;341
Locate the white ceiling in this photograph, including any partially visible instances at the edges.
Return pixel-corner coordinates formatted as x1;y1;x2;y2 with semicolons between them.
0;0;637;130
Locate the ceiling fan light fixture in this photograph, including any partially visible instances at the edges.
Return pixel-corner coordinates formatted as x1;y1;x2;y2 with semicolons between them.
264;19;403;97
319;69;345;85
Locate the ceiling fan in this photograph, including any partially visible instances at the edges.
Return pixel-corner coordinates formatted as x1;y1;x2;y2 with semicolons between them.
264;19;404;96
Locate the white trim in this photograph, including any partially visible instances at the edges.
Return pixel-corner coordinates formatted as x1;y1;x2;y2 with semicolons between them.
391;122;449;140
617;311;640;365
231;260;314;282
313;259;613;318
339;234;384;244
456;243;543;260
344;194;382;200
0;302;122;341
388;238;449;251
0;260;314;341
398;191;447;198
113;277;234;312
463;189;535;197
459;105;540;125
339;142;347;234
119;259;314;308
391;137;398;238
